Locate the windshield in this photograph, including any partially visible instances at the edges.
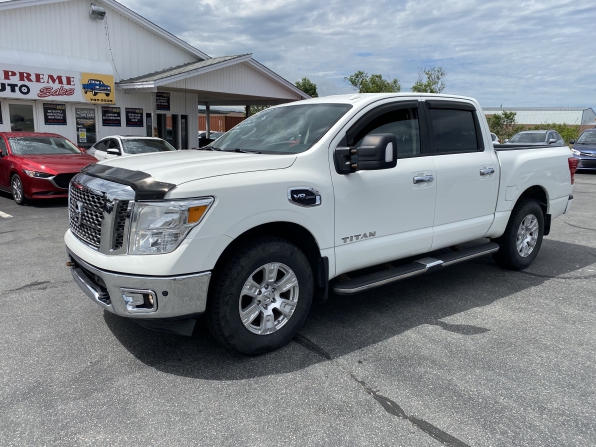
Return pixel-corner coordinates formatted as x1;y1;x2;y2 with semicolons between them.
9;137;81;155
510;132;546;143
211;104;352;154
577;131;596;144
121;139;176;154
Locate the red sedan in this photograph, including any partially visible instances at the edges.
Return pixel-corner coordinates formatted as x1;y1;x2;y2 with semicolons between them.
0;132;97;205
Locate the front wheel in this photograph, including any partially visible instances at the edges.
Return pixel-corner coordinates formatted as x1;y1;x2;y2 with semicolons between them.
11;174;26;205
207;237;314;355
492;200;544;270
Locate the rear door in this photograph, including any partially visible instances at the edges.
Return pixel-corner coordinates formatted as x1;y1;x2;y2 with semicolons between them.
330;99;437;275
423;100;499;250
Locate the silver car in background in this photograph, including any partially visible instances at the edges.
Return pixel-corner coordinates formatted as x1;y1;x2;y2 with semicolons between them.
504;130;565;146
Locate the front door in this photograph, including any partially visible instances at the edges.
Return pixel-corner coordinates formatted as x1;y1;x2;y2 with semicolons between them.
330;99;437;276
422;100;499;250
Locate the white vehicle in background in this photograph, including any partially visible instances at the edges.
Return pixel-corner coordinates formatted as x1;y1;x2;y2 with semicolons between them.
65;93;577;355
87;136;176;161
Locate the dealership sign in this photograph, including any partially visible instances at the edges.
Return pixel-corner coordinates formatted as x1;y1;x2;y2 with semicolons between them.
0;64;115;104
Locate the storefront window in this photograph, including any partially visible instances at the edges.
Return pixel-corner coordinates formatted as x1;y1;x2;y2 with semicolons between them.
9;104;35;132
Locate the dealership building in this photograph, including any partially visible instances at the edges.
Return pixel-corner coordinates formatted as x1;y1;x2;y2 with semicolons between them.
0;0;308;149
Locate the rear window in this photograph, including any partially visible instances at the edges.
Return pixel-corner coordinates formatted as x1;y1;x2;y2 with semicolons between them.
510;133;546;143
121;139;176;154
8;137;80;155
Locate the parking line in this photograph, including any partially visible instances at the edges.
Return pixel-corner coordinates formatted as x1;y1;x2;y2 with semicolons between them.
0;211;13;218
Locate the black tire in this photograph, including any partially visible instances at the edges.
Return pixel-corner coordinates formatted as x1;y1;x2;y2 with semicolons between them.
11;174;27;205
105;93;110;97
92;91;97;96
207;236;314;355
492;200;544;270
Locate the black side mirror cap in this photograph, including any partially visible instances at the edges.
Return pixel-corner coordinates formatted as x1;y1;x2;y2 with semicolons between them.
569;139;575;144
335;133;398;174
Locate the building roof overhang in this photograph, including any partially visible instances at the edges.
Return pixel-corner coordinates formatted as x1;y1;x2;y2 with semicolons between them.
117;54;310;105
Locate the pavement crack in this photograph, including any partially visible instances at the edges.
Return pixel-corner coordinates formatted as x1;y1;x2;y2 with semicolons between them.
432;321;490;335
6;281;51;292
564;222;596;232
294;333;470;446
516;270;596;280
293;333;333;360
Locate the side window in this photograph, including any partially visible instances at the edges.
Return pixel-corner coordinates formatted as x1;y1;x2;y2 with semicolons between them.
94;140;108;152
0;137;7;156
352;107;421;158
428;108;481;153
108;139;119;149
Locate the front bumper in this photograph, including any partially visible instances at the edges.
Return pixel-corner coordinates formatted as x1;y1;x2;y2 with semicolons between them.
573;155;596;170
67;248;211;320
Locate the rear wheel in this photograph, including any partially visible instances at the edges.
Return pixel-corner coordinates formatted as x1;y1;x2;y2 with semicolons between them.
207;237;313;355
11;174;26;205
493;200;544;270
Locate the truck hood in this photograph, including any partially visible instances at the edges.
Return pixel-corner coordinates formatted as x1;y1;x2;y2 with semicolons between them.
96;150;296;185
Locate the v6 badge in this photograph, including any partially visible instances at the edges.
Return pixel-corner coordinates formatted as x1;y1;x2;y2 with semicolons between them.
288;187;321;207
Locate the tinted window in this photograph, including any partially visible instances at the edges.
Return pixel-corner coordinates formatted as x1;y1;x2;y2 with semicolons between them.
94;140;108;152
8;137;80;155
353;107;420;158
212;104;352;154
429;109;479;153
0;137;7;156
121;139;176;154
107;139;119;149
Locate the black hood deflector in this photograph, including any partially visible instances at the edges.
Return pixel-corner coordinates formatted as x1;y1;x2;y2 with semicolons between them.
82;164;176;201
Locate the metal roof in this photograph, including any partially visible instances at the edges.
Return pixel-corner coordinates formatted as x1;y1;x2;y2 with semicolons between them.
117;55;250;84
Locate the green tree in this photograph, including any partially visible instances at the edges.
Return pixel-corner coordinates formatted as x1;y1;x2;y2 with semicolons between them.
487;111;524;141
295;77;318;97
248;105;270;115
411;67;447;93
345;71;401;93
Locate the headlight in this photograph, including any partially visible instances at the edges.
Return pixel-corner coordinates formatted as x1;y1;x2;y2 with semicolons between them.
23;170;54;178
570;148;580;155
128;198;214;255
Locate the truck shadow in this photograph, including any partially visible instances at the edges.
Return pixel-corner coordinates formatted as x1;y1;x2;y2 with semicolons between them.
104;238;596;381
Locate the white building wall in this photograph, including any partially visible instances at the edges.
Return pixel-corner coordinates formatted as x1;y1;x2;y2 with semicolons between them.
0;0;200;81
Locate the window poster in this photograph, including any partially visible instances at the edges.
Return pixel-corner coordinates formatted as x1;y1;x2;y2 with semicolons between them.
102;106;121;127
156;92;170;111
125;108;143;127
43;103;67;125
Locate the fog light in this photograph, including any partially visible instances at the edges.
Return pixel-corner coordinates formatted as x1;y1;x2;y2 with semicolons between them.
120;288;158;313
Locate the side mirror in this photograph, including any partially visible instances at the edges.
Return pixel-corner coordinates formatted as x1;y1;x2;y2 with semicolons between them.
569;139;575;145
548;138;557;144
504;139;510;143
335;133;398;174
107;148;121;156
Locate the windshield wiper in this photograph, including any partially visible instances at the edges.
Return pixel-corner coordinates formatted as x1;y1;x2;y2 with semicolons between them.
229;148;261;154
199;145;222;151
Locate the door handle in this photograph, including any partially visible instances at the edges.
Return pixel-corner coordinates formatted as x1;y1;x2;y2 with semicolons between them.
413;175;434;184
480;168;495;176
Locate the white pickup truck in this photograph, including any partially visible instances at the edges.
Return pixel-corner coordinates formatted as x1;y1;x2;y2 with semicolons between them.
65;93;577;354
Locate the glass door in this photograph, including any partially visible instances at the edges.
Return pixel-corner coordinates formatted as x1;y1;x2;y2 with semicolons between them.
8;103;35;132
75;108;98;148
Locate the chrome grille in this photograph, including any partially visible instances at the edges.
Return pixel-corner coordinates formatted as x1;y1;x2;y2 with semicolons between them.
69;184;106;248
113;200;130;250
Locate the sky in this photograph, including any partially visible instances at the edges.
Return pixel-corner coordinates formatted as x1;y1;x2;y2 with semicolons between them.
6;0;593;108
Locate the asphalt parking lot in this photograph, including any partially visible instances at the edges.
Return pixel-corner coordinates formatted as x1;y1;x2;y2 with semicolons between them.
0;173;595;447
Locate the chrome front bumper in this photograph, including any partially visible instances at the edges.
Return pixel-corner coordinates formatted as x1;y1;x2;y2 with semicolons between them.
67;249;211;319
